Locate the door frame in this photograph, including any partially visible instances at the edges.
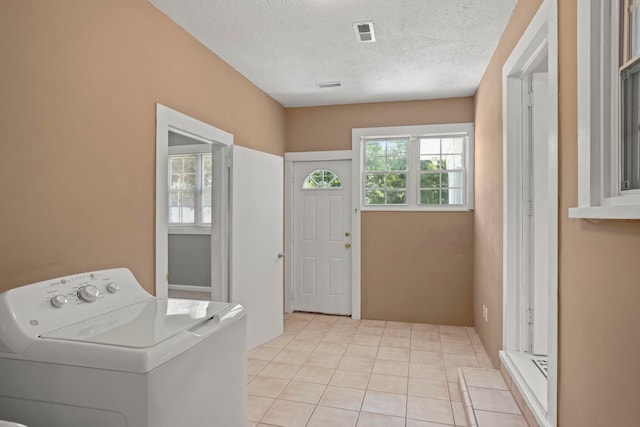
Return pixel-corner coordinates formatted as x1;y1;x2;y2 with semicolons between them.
155;104;233;299
284;150;358;318
501;1;558;426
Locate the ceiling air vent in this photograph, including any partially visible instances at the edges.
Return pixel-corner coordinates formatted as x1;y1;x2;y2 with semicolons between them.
316;81;342;89
353;21;376;43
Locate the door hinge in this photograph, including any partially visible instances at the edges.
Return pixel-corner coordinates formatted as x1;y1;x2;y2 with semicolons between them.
528;200;534;217
527;308;534;325
225;156;232;168
527;92;534;107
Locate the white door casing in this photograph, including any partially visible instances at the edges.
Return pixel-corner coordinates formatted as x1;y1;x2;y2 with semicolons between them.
231;145;284;350
502;2;558;426
530;72;550;356
292;160;352;315
155;104;232;301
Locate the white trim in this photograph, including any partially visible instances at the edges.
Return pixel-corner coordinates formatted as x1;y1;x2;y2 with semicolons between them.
168;226;212;235
547;3;559;421
284;160;294;314
352;123;475;211
500;351;549;427
572;0;640;218
168;284;212;292
156;104;233;301
283;150;359;318
284;150;352;162
568;204;640;218
502;2;558;426
360;205;471;212
168;144;212;155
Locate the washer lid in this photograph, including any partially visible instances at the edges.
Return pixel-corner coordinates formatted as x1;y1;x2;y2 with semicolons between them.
40;298;230;348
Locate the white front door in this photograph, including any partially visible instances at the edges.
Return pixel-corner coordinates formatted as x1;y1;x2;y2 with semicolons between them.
293;160;352;315
231;146;284;350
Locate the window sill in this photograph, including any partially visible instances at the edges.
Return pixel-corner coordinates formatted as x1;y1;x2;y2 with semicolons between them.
568;205;640;220
360;206;473;212
168;226;212;235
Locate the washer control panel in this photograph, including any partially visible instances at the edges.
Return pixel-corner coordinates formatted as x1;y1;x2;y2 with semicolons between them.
0;268;153;354
44;271;122;308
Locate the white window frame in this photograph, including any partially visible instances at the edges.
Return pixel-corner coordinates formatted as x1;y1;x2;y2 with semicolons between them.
571;0;640;219
168;144;213;235
352;123;474;211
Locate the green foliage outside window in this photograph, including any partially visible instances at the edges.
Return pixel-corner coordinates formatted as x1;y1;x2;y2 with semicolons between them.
364;139;408;205
303;169;342;189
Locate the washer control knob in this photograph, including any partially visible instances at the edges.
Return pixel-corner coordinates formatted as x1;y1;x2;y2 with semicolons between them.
50;294;68;307
77;285;99;303
106;282;120;294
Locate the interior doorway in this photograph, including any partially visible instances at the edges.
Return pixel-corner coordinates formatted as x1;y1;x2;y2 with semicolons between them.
166;130;229;301
156;104;285;350
501;2;558;426
155;105;232;302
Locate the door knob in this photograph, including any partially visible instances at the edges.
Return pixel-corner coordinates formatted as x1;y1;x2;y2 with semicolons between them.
345;243;351;249
277;252;285;259
345;232;350;237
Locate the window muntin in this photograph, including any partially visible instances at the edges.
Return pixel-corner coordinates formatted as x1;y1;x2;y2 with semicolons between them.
303;169;342;189
364;139;408;205
418;136;465;205
168;153;212;226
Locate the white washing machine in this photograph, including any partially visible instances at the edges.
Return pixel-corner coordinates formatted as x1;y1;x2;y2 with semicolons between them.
0;268;247;427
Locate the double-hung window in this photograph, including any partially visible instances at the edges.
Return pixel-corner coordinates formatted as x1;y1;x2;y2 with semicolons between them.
354;123;474;211
168;149;212;228
573;0;640;218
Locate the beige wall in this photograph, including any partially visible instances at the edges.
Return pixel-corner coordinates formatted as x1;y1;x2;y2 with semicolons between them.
557;1;640;425
361;212;473;324
286;98;475;153
475;0;640;424
473;0;543;367
0;0;286;295
286;98;475;324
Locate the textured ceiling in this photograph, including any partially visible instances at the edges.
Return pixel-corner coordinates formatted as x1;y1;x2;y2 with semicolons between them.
149;0;518;107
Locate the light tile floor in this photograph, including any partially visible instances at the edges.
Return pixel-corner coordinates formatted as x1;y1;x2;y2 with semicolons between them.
247;312;495;427
459;367;530;427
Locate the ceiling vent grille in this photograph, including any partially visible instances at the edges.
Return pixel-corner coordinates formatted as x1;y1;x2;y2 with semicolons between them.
316;81;342;89
353;21;376;43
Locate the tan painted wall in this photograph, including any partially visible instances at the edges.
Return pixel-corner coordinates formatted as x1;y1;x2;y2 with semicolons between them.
557;1;640;425
0;0;286;294
286;98;475;324
475;0;640;424
286;98;475;153
473;0;543;367
361;212;474;324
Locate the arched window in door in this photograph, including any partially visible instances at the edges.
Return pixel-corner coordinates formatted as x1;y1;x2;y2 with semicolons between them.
302;169;343;189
